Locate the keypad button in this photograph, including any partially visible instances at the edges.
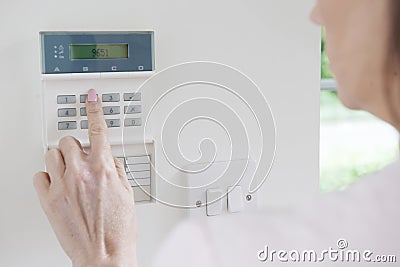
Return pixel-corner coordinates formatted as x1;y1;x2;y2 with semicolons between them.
125;156;150;165
57;95;76;104
125;171;151;179
58;108;76;117
124;118;142;127
125;163;150;172
102;93;120;102
124;93;141;101
58;121;77;130
128;179;138;187
81;120;88;129
80;94;87;103
127;178;151;187
133;186;151;202
103;106;120;115
124;105;142;114
106;119;121;128
80;107;87;116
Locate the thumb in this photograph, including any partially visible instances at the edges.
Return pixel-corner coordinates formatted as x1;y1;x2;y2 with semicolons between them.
33;172;50;201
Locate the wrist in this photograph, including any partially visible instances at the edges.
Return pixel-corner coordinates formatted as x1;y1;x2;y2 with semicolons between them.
73;253;137;267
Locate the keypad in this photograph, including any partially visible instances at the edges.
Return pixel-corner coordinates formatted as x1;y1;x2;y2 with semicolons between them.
57;92;142;131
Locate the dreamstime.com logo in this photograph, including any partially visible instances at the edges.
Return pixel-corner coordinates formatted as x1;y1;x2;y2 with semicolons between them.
258;239;397;263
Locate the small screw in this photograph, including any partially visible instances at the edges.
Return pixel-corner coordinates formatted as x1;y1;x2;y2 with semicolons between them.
246;195;252;201
196;200;202;207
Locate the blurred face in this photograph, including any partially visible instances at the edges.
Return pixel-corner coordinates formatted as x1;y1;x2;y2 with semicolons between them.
310;0;394;112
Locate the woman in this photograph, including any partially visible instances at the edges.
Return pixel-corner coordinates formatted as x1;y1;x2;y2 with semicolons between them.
33;0;400;266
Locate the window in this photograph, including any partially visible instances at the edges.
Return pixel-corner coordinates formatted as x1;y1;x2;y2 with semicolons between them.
320;30;399;192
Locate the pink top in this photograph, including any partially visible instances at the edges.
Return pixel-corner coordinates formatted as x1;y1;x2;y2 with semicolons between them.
152;159;400;266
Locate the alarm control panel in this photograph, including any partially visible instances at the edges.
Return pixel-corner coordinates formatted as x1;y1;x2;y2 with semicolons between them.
40;31;155;203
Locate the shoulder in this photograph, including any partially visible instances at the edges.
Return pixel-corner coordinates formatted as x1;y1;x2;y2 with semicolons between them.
151;159;400;267
323;157;400;209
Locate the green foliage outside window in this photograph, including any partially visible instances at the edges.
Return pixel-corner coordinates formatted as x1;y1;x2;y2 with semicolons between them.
321;29;333;79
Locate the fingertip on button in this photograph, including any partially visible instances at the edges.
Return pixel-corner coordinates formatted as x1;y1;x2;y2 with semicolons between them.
88;89;97;102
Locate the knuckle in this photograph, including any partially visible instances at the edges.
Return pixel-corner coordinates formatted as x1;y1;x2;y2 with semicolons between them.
114;157;123;168
87;102;102;114
59;135;76;147
74;173;89;185
95;164;114;177
33;172;44;186
67;165;81;178
66;157;117;186
45;148;59;160
89;122;107;136
74;161;112;182
60;135;75;143
68;166;93;185
61;146;75;157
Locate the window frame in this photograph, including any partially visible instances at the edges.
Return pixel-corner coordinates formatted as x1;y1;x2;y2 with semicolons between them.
320;78;337;91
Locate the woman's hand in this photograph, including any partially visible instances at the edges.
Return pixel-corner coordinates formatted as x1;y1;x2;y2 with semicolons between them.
33;89;137;267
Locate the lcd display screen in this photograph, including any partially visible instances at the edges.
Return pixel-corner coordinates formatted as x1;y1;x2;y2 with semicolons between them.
70;44;128;59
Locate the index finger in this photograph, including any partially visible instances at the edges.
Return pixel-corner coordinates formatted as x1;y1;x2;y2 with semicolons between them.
86;89;112;157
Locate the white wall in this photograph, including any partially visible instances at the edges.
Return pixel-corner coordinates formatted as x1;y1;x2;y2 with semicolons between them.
0;0;320;266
